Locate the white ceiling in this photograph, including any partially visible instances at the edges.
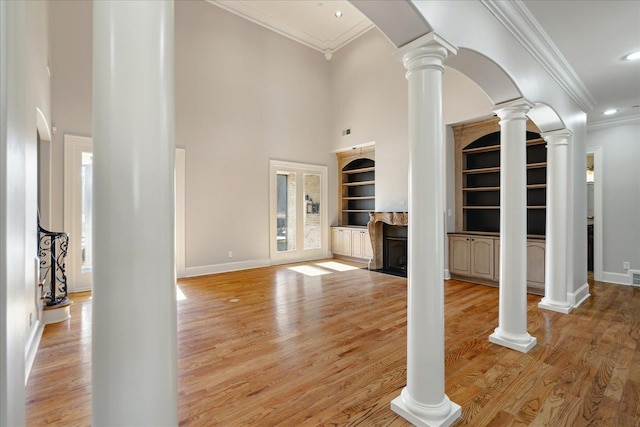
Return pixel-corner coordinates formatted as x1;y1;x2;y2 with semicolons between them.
522;0;640;125
207;0;640;125
208;0;374;59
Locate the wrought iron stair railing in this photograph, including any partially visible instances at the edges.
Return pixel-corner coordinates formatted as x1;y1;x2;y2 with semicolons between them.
38;223;69;306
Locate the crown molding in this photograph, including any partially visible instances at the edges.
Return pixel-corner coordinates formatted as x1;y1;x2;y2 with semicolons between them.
480;0;597;113
587;114;640;131
207;0;374;58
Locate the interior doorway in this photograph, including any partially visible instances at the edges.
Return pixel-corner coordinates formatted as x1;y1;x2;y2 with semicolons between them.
64;135;187;292
586;148;602;281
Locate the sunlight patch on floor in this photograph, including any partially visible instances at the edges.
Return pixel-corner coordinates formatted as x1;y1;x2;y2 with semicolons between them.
288;265;331;277
315;261;360;272
176;284;187;301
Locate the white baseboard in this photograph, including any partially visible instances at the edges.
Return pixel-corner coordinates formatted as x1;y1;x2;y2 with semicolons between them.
601;271;630;285
569;282;590;308
25;319;44;385
444;269;451;280
185;258;271;277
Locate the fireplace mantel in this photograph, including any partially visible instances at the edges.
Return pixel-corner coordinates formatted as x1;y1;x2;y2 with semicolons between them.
368;212;408;270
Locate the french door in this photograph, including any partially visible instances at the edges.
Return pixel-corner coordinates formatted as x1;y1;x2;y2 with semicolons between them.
64;135;186;293
269;160;328;264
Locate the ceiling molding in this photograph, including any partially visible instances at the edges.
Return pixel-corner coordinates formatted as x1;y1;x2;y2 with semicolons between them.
207;0;374;57
480;0;597;113
587;114;640;132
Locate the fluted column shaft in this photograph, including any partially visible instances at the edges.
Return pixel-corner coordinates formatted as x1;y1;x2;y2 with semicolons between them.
489;99;537;353
391;33;461;427
539;130;573;313
92;2;177;425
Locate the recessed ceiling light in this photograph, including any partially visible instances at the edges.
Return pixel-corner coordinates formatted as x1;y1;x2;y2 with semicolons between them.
603;109;618;116
623;50;640;61
335;10;343;18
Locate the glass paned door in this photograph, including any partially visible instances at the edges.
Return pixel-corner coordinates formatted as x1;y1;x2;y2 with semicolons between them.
303;173;321;250
277;172;296;252
270;161;327;264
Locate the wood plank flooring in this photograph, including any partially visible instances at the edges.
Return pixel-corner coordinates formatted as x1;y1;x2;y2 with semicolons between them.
26;260;640;426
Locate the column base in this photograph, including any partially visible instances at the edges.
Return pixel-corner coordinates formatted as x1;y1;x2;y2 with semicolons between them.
538;298;573;314
42;300;72;324
489;327;536;353
391;389;461;427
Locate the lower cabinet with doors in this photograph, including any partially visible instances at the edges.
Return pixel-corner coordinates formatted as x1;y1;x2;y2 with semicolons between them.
449;233;545;295
331;226;373;261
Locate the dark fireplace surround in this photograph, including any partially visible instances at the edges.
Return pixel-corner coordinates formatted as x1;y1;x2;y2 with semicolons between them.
368;212;408;275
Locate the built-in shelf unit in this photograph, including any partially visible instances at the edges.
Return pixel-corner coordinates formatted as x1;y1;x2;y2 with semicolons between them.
451;117;546;294
455;117;547;238
337;146;375;227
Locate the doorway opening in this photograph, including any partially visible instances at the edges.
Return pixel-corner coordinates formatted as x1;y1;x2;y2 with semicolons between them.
586;148;602;281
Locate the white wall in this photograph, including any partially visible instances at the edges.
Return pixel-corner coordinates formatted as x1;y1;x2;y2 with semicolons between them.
175;1;333;270
49;0;92;232
25;0;52;381
329;28;492;214
1;0;52;424
587;121;640;282
48;1;333;273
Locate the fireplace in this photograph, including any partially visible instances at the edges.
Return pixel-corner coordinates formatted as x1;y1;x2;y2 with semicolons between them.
367;212;408;276
383;224;407;276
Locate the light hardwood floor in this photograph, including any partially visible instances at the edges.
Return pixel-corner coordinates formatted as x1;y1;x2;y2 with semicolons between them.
26;260;640;426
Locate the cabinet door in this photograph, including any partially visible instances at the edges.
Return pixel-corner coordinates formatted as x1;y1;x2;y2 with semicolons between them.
470;237;494;280
331;228;342;255
352;230;364;258
449;236;470;276
339;228;352;256
527;241;545;290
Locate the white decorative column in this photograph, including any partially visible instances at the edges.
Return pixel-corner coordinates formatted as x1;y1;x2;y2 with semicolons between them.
539;130;573;313
92;2;177;426
391;33;461;427
489;99;537;353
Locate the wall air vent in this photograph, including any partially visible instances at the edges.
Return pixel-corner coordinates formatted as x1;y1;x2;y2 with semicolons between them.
630;269;640;287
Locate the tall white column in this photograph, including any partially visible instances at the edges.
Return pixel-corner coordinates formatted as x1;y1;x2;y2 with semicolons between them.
391;33;461;427
539;130;573;313
92;2;177;426
489;99;537;353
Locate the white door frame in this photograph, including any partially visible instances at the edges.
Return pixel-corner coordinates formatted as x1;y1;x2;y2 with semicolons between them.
175;148;186;278
63;135;93;292
269;160;329;265
587;147;603;281
64;135;187;291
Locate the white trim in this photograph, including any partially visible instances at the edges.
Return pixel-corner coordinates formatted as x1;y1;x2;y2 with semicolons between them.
569;282;590;308
63;134;93;293
269;160;329;265
601;271;630;285
184;258;271;278
587;147;603;281
24;320;44;385
65;138;188;286
331;140;376;154
175;148;186;278
444;269;451;280
480;0;596;113
206;0;374;56
35;107;51;142
587;114;640;131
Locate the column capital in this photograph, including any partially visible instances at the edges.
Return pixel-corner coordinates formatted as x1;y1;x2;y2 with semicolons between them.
542;128;573;146
395;32;458;76
493;98;535;122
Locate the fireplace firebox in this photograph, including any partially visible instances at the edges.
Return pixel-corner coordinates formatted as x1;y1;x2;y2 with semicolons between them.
383;224;408;277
